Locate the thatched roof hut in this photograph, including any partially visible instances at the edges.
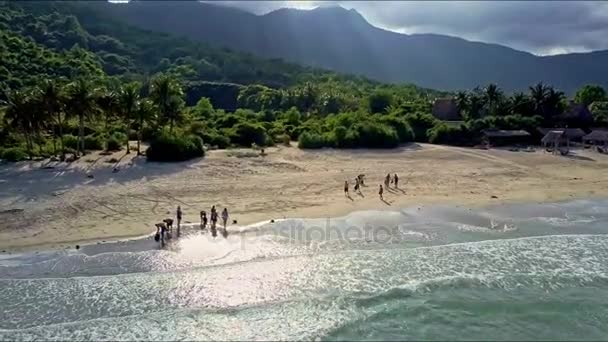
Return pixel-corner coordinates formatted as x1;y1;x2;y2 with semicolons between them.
483;129;532;147
583;130;608;145
432;98;460;121
557;102;594;125
541;130;565;145
538;127;586;141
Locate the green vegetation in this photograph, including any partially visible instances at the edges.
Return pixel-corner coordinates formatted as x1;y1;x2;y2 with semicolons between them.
146;133;204;162
0;1;607;163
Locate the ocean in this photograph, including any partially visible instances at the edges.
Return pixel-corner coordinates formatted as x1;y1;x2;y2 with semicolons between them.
1;199;608;341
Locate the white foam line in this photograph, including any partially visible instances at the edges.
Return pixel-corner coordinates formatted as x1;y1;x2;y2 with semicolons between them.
2;233;606;283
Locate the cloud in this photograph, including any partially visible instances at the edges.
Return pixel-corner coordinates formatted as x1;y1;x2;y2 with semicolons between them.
213;1;608;55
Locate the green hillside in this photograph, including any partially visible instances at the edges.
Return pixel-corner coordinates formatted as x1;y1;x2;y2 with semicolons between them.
0;1;605;163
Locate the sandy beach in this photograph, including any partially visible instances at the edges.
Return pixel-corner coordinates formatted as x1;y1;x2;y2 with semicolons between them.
1;143;608;252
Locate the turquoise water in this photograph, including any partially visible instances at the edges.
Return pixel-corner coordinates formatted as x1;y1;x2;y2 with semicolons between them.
1;199;608;340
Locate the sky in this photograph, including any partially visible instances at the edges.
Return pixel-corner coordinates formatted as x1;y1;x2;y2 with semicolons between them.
213;1;608;56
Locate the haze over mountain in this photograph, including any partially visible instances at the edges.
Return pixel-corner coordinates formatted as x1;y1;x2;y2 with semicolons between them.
94;1;608;94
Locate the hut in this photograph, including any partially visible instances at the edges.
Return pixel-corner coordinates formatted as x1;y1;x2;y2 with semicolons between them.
482;130;532;147
583;130;608;149
432;98;460;121
537;127;586;142
541;130;571;155
557;102;594;126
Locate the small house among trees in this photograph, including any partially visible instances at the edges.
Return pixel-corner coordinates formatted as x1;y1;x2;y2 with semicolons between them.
556;102;594;127
432;98;460;121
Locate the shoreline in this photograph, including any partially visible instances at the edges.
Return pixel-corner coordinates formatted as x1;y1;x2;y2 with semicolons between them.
1;195;606;256
1;143;608;253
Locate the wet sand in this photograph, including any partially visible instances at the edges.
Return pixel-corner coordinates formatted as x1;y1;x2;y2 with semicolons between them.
1;143;608;252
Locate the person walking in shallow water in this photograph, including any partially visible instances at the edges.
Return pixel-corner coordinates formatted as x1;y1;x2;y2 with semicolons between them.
200;210;207;229
210;206;218;230
344;181;349;197
221;208;229;229
379;184;384;200
176;205;182;237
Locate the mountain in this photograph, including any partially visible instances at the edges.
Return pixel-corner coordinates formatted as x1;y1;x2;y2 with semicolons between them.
89;0;608;94
0;1;446;109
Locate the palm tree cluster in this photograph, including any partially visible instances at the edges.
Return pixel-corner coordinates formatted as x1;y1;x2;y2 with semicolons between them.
1;74;184;160
455;82;565;122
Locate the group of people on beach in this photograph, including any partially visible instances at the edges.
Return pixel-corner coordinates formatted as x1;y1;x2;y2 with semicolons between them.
199;206;230;236
154;205;230;247
344;173;399;200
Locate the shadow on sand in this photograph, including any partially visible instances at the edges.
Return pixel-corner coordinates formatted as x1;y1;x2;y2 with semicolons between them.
0;154;205;202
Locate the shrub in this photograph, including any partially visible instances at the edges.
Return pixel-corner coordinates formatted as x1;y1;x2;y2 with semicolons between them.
0;147;28;161
276;133;291;146
141;126;160;142
298;131;327;149
204;131;230;149
379;116;415;142
404;112;438;142
63;134;79;150
84;135;104;150
428;124;472;146
105;133;123;151
229;122;271;147
351;122;399;148
146;134;205;162
128;129;138;141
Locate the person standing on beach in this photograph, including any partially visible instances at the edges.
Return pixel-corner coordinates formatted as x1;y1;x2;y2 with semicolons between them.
344;181;349;197
379;184;384;200
394;174;399;188
384;174;391;188
354;177;360;194
210;206;218;230
176;206;182;237
200;211;207;229
221;208;229;229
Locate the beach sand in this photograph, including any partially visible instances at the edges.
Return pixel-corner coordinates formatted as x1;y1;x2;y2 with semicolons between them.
1;143;608;252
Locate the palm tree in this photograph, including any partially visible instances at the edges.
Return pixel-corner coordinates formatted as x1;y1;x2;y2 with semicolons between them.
4;90;36;158
467;94;484;120
455;91;469;118
97;88;119;132
509;92;531;116
135;99;155;155
66;79;99;156
545;87;565;119
117;82;141;154
483;83;503;115
39;80;65;156
150;74;183;133
529;82;549;117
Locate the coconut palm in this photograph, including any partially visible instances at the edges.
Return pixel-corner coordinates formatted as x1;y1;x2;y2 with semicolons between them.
97;87;119;132
150;74;183;132
135;99;155;155
483;83;503;115
66;79;99;156
529;82;549;116
545;87;565;119
3;89;37;158
117;82;141;154
509;92;532;116
39;80;65;156
455;91;469;117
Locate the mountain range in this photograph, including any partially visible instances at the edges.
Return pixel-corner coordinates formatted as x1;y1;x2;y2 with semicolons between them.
88;0;608;95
